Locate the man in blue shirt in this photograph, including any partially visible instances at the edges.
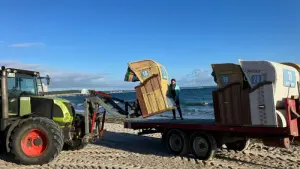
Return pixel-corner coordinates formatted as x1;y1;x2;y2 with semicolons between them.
168;79;183;120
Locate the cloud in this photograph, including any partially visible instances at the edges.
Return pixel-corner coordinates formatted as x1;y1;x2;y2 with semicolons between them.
8;42;45;48
178;68;215;87
0;61;216;90
0;61;136;91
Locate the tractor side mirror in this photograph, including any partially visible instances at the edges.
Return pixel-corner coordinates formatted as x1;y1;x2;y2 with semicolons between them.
46;75;50;85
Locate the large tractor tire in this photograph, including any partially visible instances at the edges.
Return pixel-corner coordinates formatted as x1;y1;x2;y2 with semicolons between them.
9;117;64;165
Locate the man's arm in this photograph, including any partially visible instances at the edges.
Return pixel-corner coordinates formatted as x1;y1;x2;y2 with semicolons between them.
175;85;180;100
166;85;171;98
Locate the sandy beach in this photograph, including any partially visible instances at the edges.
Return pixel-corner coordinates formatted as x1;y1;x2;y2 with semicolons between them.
0;122;300;169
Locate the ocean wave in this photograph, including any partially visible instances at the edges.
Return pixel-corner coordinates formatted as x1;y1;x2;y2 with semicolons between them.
182;108;213;113
75;109;84;113
182;101;213;106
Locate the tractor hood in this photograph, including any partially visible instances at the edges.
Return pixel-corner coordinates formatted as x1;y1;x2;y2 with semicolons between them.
18;95;74;124
30;95;71;103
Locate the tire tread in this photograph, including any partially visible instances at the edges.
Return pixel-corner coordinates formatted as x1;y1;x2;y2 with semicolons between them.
9;117;64;165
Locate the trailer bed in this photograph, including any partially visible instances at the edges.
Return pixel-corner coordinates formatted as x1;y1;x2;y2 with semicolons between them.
124;118;291;136
126;118;215;125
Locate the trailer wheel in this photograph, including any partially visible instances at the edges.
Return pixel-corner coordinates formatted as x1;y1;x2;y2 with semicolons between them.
189;132;217;160
165;129;189;156
9;117;64;165
226;138;250;151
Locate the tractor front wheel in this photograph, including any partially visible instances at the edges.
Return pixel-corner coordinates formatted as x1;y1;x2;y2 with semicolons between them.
10;117;64;165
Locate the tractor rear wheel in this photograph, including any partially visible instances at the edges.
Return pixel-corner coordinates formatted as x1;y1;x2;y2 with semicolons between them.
10;117;64;165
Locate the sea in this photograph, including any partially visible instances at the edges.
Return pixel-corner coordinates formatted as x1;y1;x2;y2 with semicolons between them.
60;86;217;119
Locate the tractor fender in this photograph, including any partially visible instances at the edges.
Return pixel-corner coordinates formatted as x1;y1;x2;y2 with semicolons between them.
5;116;32;152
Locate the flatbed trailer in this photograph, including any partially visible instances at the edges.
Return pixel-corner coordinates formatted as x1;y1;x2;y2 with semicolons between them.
86;90;300;160
123;98;300;160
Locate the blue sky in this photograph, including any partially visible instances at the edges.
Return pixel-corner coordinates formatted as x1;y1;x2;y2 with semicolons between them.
0;0;299;90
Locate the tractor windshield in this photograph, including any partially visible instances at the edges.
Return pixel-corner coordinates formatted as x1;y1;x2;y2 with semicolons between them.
7;74;38;95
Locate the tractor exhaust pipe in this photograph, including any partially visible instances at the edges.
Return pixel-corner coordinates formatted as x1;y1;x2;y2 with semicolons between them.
1;66;9;130
84;98;90;135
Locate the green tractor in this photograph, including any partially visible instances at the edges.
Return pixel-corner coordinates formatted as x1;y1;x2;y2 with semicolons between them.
0;66;102;165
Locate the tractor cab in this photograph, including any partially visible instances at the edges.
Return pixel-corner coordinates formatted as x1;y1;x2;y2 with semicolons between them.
124;59;176;118
1;67;50;117
4;68;49;95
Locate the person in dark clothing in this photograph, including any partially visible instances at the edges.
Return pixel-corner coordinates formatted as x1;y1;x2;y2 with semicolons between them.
168;78;183;120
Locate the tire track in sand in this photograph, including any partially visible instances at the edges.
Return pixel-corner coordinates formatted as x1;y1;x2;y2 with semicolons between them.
217;149;300;169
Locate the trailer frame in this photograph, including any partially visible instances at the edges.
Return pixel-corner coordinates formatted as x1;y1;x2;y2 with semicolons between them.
123;97;300;160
